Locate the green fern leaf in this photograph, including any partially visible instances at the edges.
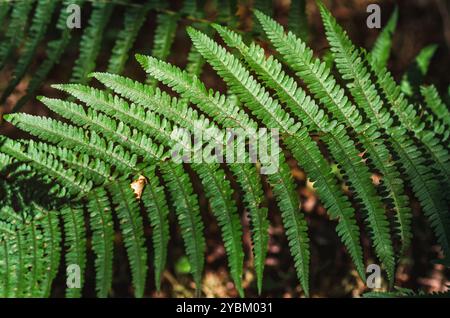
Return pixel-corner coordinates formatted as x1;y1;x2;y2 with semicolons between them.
421;85;450;129
0;1;11;28
0;0;58;103
148;12;179;86
109;181;148;298
160;161;206;292
186;26;314;295
107;3;151;74
61;204;86;298
70;2;114;84
124;59;270;294
370;7;398;71
193;162;245;297
213;24;368;278
38;95;165;163
400;45;437;97
0;137;92;196
12;0;86;112
57;76;246;295
288;0;308;42
141;166;170;292
87;188;115;298
3;113;138;174
36;206;61;298
0;0;34;69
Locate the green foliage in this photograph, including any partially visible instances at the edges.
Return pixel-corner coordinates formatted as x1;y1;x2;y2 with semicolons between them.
70;2;115;84
0;0;57;103
0;1;449;298
109;181;148;298
87;188;114;298
141;166;170;291
0;193;61;298
61;205;86;298
0;0;34;70
288;0;308;42
370;7;398;71
401;45;438;97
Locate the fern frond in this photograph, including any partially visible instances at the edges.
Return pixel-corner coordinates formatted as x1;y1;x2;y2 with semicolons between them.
193;162;245;296
229;161;268;294
253;0;272;36
185;30;208;78
317;4;450;262
38;96;165;162
0;233;12;297
19;207;51;297
2;3;449;297
4;204;62;298
0;138;92;196
412;43;438;75
12;0;86;112
61;204;86;298
421;85;450;128
2;210;43;297
365;68;450;258
0;1;10;28
53;82;178;140
128;59;271;294
0;0;34;70
370;7;398;71
421;86;450;144
52;80;211;292
368;53;450;173
400;45;437;97
187;27;315;295
147;12;179;85
50;84;175;152
141;166;170;292
30;141;114;185
87;188;114;298
151;12;179;62
70;1;114;84
107;3;151;74
266;150;310;296
36;206;61;298
0;211;26;297
256;9;397;280
3;113;138;174
95;67;254;131
56;78;246;295
188;27;298;130
288;0;308;42
213;24;369;277
136;55;305;294
160;161;206;291
109;181;147;298
166;131;246;295
0;0;58;103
